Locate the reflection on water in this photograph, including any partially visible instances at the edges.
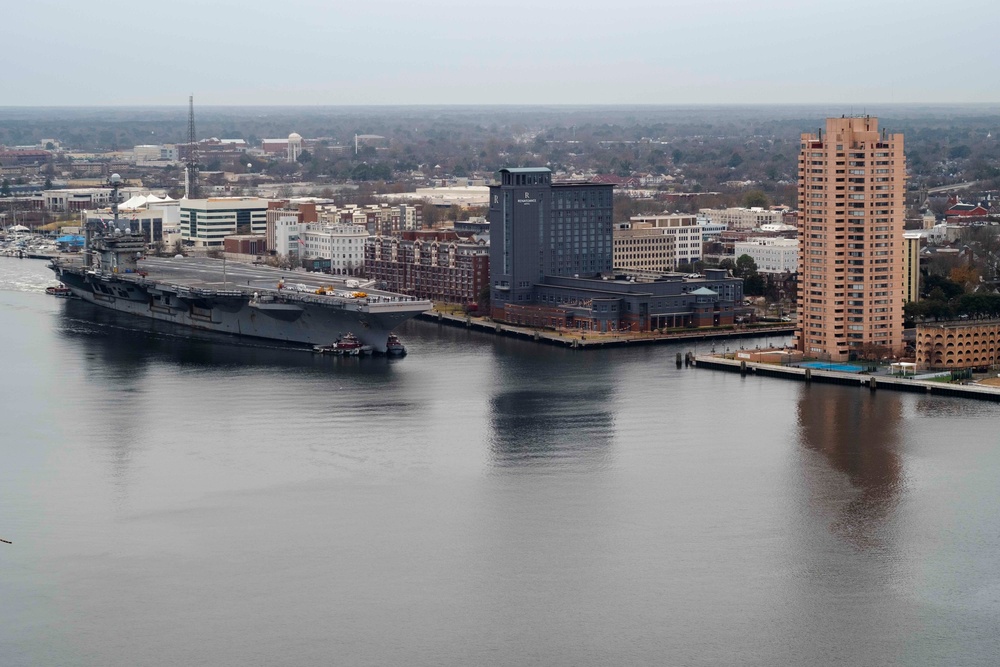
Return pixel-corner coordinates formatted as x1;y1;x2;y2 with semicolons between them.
797;386;904;550
489;387;616;467
488;346;617;470
914;395;1000;418
53;296;417;507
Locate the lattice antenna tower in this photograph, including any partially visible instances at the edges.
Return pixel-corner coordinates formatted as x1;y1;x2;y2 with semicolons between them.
186;94;199;198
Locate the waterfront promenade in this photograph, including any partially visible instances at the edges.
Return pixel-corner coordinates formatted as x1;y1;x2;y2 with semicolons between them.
419;309;795;349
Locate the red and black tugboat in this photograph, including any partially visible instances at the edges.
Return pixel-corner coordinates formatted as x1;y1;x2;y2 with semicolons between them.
45;283;74;298
313;332;374;356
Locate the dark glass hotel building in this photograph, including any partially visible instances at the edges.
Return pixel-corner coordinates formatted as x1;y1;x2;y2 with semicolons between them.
488;167;742;332
489;168;614;315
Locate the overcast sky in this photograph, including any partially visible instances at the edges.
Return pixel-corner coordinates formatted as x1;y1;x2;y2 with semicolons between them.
4;0;998;106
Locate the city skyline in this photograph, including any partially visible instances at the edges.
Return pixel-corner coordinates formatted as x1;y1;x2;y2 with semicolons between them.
4;0;999;107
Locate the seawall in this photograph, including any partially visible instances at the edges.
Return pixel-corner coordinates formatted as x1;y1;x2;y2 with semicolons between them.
417;311;794;349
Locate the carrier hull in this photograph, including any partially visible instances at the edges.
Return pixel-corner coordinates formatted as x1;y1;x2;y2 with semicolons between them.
50;257;431;353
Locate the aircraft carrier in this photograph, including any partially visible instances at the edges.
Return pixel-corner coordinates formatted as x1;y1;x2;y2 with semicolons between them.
48;175;432;353
51;254;432;353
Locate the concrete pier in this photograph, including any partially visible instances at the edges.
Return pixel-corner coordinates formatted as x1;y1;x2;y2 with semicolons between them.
694;355;1000;402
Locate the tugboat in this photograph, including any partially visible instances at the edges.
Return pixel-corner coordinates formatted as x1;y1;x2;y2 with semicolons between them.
385;333;407;356
313;332;373;356
45;283;74;298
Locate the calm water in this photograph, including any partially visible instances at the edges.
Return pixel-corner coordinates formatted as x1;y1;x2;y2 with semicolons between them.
2;258;999;666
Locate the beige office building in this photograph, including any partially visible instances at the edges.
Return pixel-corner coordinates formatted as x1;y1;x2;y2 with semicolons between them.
626;214;702;266
793;117;906;361
700;207;784;232
614;225;677;273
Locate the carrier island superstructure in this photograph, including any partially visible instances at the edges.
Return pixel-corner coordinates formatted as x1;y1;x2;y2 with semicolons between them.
49;176;432;353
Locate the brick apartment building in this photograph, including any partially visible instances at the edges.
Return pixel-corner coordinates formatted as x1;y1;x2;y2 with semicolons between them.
323;203;421;236
365;230;489;306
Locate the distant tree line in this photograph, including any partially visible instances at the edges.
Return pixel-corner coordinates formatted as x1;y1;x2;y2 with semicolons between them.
6;106;1000;206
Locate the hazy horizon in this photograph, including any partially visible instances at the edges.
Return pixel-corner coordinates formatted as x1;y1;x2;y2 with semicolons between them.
3;103;1000;110
5;0;998;107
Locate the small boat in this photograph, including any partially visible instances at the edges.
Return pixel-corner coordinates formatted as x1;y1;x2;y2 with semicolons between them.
313;332;374;356
385;333;407;356
45;284;74;298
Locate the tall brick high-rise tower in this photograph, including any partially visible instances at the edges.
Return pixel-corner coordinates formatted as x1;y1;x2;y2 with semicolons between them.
793;117;906;361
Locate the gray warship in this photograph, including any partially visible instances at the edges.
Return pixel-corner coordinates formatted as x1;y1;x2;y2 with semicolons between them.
49;176;432;353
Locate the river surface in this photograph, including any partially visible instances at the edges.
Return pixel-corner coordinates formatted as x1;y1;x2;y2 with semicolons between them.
1;257;999;666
